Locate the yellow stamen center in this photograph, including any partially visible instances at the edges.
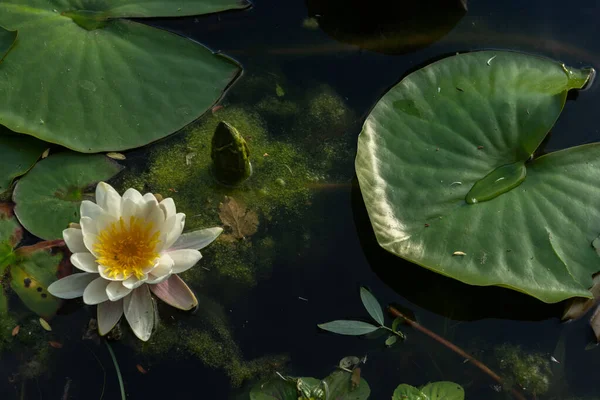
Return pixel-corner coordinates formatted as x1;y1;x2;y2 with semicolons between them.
94;216;160;280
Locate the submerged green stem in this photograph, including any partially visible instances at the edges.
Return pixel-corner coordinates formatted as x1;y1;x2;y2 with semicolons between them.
105;341;125;400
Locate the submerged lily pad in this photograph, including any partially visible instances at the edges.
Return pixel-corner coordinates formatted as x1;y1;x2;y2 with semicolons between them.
355;51;597;303
0;128;47;194
13;153;123;240
0;0;248;152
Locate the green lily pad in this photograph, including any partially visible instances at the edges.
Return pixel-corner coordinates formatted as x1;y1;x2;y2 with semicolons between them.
250;378;297;400
0;24;16;62
324;370;370;400
355;51;597;303
10;249;65;319
0;128;48;194
0;0;248;152
13;152;123;240
393;384;428;400
420;382;465;400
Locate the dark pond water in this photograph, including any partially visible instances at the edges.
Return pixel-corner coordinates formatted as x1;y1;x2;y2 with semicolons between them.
2;0;600;399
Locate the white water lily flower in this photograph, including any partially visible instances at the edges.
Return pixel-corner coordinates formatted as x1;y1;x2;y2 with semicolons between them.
48;182;222;341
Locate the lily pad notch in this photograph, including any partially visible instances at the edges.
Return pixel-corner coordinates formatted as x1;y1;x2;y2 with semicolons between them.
0;0;251;152
356;50;598;303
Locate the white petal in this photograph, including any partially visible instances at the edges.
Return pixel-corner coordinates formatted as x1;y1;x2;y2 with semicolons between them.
124;286;154;341
121;198;139;221
122;275;147;290
63;228;86;253
106;281;132;301
169;227;223;251
140;193;159;218
83;233;100;257
122;188;144;205
163;213;185;250
150;275;198;311
80;200;106;220
97;299;124;336
47;273;97;299
71;253;99;273
98;265;126;281
169;249;202;274
96;182;121;217
146;273;171;285
146;204;166;233
83;277;110;305
159;198;176;220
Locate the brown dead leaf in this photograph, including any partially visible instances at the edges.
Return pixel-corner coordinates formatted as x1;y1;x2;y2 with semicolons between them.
563;273;600;321
136;364;148;374
11;325;20;337
218;196;259;240
49;341;63;349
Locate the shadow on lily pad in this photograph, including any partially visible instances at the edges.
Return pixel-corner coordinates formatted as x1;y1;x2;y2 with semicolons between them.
305;0;467;55
351;179;561;321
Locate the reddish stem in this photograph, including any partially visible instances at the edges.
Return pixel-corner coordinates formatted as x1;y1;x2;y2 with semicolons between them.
15;239;65;256
388;306;528;400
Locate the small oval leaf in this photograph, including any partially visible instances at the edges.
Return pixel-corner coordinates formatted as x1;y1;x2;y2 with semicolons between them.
385;335;398;347
318;320;379;336
359;287;384;325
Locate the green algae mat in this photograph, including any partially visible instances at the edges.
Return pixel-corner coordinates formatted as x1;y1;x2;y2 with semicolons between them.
355;50;598;303
0;0;248;153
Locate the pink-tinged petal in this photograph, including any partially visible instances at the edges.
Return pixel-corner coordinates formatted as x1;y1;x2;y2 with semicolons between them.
83;277;110;305
106;281;132;301
124;286;154;341
122;188;144;205
169;227;222;251
63;228;86;253
169;249;202;274
122;275;147;290
163;213;185;250
97;299;124;336
71;253;99;273
150;275;198;311
159;198;176;220
96;182;121;217
47;273;97;299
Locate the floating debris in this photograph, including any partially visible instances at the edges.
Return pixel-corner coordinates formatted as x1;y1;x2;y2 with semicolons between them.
11;325;20;336
39;318;52;331
41;148;50;159
487;55;497;66
452;251;467;256
49;341;63;349
107;152;126;160
136;364;148;374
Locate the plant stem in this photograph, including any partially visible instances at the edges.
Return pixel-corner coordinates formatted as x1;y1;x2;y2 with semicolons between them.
381;325;406;339
388;306;528;400
105;341;126;400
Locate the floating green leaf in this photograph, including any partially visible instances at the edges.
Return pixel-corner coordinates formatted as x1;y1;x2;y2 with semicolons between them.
324;370;370;400
249;378;304;400
13;153;123;240
355;50;597;303
385;335;398;346
359;286;384;325
10;248;66;319
393;384;428;400
0;0;248;152
420;382;465;400
0;24;16;62
318;320;380;335
0;128;48;194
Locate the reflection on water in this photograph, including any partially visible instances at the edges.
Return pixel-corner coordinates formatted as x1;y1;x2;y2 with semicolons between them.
2;0;600;399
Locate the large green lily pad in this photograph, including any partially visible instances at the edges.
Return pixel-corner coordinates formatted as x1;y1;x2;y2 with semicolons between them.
355;51;598;303
0;25;16;62
0;0;248;152
392;381;464;400
13;152;123;240
0;127;48;194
